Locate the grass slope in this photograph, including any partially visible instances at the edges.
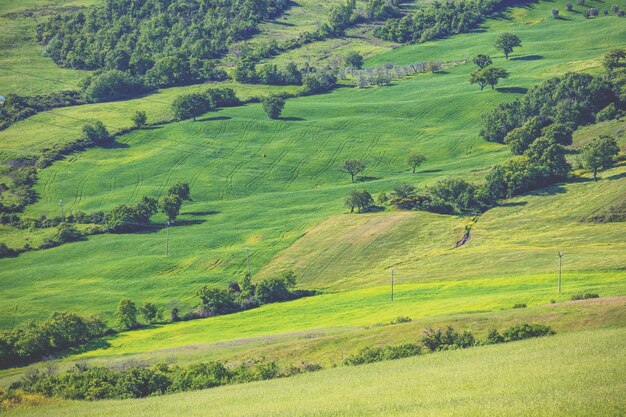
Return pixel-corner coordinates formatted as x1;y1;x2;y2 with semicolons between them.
0;0;625;326
7;327;626;416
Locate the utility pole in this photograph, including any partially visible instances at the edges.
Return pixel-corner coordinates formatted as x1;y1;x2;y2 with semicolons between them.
391;269;395;302
245;247;251;277
59;199;65;222
165;221;170;256
557;251;564;293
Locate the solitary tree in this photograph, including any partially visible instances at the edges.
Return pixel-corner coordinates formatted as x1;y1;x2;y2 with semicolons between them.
131;110;147;128
473;54;492;69
345;189;374;213
341;160;366;182
171;93;212;121
160;194;182;221
167;182;191;201
579;135;620;181
407;153;426;173
494;33;522;59
425;60;443;73
345;51;364;69
116;299;138;330
262;95;286;119
552;8;559;18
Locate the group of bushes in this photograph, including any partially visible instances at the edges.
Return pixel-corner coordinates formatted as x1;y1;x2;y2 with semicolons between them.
171;88;241;121
14;358;319;401
343;323;556;366
0;313;109;369
0;91;84;131
375;0;502;44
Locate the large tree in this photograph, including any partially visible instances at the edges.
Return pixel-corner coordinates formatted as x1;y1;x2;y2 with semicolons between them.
262;96;286;119
341;160;366;182
579;135;620;181
160;194;182;222
116;299;139;330
494;33;522;59
345;190;374;213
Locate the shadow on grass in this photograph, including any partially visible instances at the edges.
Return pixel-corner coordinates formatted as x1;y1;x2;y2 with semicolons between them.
418;169;443;174
497;87;529;94
183;210;220;216
511;54;543;61
357;175;382;182
102;141;130;149
279;116;305;121
499;201;528;207
197;115;232;122
606;171;626;181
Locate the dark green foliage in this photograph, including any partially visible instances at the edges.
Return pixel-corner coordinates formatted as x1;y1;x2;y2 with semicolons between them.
483;328;505;344
105;197;158;232
426;178;485;213
167;183;191;201
0;243;16;258
325;0;357;36
0;91;84;131
480;73;618;144
571;292;600;300
160;195;182;222
82;121;110;146
171;93;212;121
389;183;420;210
524;137;571;180
344;51;364;69
407;152;426;173
483;156;550;200
233;56;259;83
595;103;622;122
500;323;555;341
473;54;492;69
139;303;159;324
116;299;139;330
131;111;147;128
470;66;509;90
80;70;151;103
345;190;375;213
375;0;501;44
340;160;366;182
302;70;338;94
512;303;527;309
504;116;551;155
41;223;84;249
343;343;421;366
366;0;402;20
262;96;286;119
421;327;476;351
579;135;620;181
37;0;290;84
0;313;108;369
494;33;522;59
255;271;297;304
196;287;239;316
390;316;412;324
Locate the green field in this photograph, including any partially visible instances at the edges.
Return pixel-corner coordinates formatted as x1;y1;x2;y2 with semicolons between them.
1;0;625;414
1;0;625;328
6;327;626;416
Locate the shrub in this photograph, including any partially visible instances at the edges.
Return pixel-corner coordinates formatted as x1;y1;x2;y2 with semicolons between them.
262;95;286;119
501;323;555;341
80;70;151;103
571;292;600;301
483;329;505;345
343;343;421;366
391;316;412;324
421;327;476;351
596;103;622;122
513;303;527;309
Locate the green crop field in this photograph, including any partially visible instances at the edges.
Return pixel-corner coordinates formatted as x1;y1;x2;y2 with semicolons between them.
6;328;626;417
0;0;625;414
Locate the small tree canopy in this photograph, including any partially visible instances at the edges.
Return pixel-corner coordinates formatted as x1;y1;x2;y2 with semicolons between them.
473;54;492;69
132;110;147;128
82;121;110;145
116;299;138;330
172;93;212;121
341;160;366;182
345;51;364;69
262;95;286;119
345;189;374;213
494;33;522;59
579;135;620;180
160;194;182;222
407;153;426;173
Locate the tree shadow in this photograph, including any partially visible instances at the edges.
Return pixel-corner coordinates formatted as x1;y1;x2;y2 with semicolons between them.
496;87;529;94
357;175;381;182
182;210;220;216
142;126;163;131
606;171;626;181
511;54;543;61
269;20;295;26
68;338;112;355
279;116;305;121
499;201;528;207
174;219;207;226
102;141;129;149
196;115;232;122
418;169;443;174
529;183;567;196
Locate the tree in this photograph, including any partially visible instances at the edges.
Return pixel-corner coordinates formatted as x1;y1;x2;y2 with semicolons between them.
579;135;620;181
494;33;522;59
345;51;364;69
552;8;559;18
470;69;489;90
524;137;571;179
82;121;110;145
139;303;159;324
340;160;366;182
473;54;492;69
481;67;509;89
131;111;147;128
196;287;237;316
116;299;138;330
425;61;443;73
167;182;191;201
407;153;426;173
255;272;297;304
52;223;83;244
602;49;626;73
171;93;212;121
160;194;182;222
262;96;286;119
389;183;420;210
345;190;374;213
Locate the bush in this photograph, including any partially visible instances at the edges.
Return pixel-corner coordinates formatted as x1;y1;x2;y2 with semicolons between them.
390;316;412;324
262;96;286;119
571;292;600;301
421;327;476;351
501;323;555;341
596;103;622;122
171;93;213;121
302;70;337;94
343;343;421;366
80;70;151;103
512;303;527;309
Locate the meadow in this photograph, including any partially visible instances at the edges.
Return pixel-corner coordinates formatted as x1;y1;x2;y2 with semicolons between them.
0;0;625;327
6;327;626;416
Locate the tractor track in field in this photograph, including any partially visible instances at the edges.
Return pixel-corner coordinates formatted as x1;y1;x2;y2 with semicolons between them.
310;120;353;180
42;168;59;202
71;171;94;209
157;152;195;199
129;166;144;201
281;125;327;191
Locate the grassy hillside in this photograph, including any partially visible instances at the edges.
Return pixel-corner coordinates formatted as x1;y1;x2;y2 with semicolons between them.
0;0;625;327
6;327;626;416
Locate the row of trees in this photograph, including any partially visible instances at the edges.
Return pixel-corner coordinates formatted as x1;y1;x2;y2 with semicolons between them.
171;88;241;121
0;312;109;368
